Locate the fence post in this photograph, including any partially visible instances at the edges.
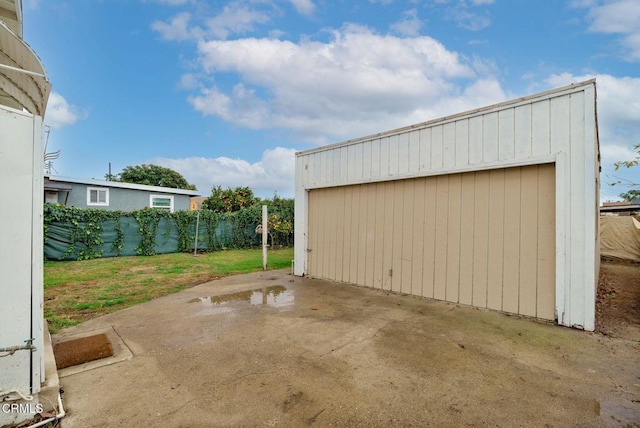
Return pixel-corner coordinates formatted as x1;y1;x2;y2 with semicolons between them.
193;210;200;256
262;205;268;270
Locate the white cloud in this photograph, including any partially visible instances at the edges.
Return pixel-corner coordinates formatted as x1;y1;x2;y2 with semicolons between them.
186;24;502;143
45;92;87;129
450;9;491;31
439;0;493;31
601;144;637;166
204;3;271;40
587;0;640;34
546;73;640;127
288;0;315;16
581;0;640;61
151;12;193;41
390;9;423;36
151;2;272;41
545;72;640;200
149;147;297;197
569;0;598;7
145;0;191;5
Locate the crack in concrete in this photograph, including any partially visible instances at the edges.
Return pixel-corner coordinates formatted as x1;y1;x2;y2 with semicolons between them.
316;329;381;358
221;367;287;386
158;398;197;418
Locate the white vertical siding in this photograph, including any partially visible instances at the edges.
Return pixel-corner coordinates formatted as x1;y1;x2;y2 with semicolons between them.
0;108;41;401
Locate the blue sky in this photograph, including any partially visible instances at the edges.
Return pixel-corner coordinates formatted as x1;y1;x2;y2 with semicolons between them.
23;0;640;200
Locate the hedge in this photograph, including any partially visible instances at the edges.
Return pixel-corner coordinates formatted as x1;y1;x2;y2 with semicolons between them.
43;204;294;261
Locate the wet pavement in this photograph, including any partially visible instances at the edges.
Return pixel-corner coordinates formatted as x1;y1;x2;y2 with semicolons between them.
54;269;640;427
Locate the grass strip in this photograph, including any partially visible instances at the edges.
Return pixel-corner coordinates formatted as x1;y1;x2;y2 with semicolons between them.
44;248;294;333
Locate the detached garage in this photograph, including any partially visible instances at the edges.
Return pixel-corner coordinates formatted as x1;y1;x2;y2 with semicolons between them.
294;80;600;331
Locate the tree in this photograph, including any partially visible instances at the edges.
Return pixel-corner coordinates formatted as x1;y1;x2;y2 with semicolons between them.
202;186;257;213
108;164;196;190
611;144;640;200
614;144;640;171
619;189;640;202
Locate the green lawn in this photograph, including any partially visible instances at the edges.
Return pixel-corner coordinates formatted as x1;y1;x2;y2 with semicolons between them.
44;248;294;333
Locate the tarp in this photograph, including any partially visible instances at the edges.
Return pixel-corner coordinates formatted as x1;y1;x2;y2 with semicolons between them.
600;215;640;262
44;216;257;260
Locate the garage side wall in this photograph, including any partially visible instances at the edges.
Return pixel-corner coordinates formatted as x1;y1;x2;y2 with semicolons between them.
294;81;599;330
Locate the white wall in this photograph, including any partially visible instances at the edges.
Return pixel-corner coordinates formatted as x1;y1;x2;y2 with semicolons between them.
295;80;600;330
0;106;44;426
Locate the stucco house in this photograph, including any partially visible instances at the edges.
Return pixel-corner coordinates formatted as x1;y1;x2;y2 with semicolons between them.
45;175;201;212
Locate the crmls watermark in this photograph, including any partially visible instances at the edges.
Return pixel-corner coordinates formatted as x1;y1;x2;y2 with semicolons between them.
1;403;44;414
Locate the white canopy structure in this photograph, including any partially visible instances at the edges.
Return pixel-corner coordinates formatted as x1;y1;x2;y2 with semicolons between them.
0;0;51;115
0;1;56;426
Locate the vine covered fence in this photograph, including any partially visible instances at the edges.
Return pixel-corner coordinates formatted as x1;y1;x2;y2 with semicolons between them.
44;204;294;261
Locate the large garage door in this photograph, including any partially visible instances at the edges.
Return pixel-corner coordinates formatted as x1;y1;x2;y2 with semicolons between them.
307;163;555;320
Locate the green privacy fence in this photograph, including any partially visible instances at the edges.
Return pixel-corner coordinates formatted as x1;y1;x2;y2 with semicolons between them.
44;204;294;261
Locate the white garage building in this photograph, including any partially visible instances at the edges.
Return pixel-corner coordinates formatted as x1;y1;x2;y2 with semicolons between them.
294;80;600;331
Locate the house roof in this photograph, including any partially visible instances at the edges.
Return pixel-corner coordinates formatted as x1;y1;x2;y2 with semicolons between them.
600;203;640;213
45;175;202;196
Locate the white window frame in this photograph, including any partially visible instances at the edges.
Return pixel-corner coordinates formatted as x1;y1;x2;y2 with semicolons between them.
87;187;109;206
150;194;174;212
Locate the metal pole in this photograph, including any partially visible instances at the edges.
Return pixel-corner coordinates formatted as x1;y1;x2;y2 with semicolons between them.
0;62;48;78
262;205;268;270
193;210;200;256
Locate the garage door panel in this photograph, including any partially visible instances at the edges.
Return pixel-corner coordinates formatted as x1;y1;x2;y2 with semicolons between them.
307;163;555;320
349;186;360;284
335;187;345;282
391;181;404;292
537;163;556;320
459;173;476;306
519;166;539;317
487;169;505;311
327;187;339;281
319;188;328;279
401;179;415;295
434;175;449;300
446;174;462;303
342;186;353;283
307;189;318;277
411;178;426;297
472;170;490;308
422;179;438;298
364;184;377;288
373;182;385;289
502;167;522;314
382;182;394;290
356;185;368;286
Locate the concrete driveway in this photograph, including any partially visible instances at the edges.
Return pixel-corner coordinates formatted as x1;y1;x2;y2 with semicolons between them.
54;270;639;427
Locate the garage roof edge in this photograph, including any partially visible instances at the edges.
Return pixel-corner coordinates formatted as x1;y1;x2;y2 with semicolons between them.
296;79;596;157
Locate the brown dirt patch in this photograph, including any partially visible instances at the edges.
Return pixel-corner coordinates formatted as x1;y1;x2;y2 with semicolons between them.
596;258;640;341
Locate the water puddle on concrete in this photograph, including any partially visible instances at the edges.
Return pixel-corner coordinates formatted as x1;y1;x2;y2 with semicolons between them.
597;397;640;427
188;285;294;313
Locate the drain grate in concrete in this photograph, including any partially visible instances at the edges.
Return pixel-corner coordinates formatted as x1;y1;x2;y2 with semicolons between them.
53;333;114;369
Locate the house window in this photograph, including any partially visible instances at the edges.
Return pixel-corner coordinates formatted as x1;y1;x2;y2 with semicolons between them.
87;187;109;206
45;191;58;204
150;195;174;212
